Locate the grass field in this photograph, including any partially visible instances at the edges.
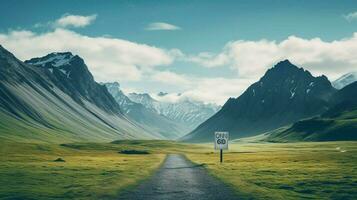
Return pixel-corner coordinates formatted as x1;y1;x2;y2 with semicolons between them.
186;141;357;200
0;140;171;200
1;140;356;199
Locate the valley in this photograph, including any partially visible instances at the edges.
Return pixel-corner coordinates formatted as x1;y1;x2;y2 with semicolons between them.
1;2;357;200
0;27;356;200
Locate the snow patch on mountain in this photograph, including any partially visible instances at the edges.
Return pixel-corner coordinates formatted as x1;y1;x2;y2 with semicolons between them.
26;52;74;67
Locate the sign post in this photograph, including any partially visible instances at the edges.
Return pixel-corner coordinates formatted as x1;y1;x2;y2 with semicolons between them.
220;149;223;163
214;132;229;163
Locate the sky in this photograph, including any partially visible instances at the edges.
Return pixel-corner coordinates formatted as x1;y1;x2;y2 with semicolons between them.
0;0;357;105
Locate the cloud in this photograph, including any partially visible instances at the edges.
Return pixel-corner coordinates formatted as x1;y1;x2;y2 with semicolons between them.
3;16;357;105
151;71;191;86
145;22;181;31
178;77;253;105
344;11;357;21
187;52;229;68
148;71;254;105
55;14;97;28
0;28;177;81
33;14;97;29
188;34;357;80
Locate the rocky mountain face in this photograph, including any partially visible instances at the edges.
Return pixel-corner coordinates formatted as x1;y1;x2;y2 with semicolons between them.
265;81;357;142
128;92;220;130
183;60;337;142
104;82;190;139
25;52;121;114
0;45;158;142
332;72;357;90
102;82;134;113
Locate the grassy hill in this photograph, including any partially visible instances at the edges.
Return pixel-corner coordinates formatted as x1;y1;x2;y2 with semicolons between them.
0;83;157;143
264;111;357;142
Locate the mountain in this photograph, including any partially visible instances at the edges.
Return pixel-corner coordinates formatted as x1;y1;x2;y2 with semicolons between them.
0;45;158;143
264;81;357;142
104;82;189;139
101;82;135;113
183;60;336;142
332;72;357;89
128;93;160;113
128;92;220;130
25;52;123;114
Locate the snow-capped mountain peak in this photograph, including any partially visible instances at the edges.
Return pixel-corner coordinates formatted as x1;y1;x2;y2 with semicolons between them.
25;52;77;78
26;52;74;67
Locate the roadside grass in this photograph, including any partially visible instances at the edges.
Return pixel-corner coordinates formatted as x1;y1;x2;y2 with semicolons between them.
186;141;357;200
0;140;170;200
1;140;356;200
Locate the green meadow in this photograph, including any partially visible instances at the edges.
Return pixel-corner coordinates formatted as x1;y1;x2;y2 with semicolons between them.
187;141;357;200
0;140;167;200
0;140;356;200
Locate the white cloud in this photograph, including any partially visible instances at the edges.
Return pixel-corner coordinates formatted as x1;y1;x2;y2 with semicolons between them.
344;11;357;21
145;22;181;31
179;77;253;105
0;28;177;81
187;52;229;68
148;71;254;105
55;14;97;28
188;34;357;80
151;71;191;86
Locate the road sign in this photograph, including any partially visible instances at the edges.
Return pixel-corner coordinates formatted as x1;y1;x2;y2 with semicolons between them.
214;132;229;150
215;132;229;163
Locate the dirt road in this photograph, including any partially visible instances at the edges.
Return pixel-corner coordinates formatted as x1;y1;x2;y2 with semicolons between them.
118;154;240;200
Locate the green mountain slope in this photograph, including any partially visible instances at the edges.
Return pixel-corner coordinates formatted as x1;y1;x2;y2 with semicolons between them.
0;45;159;143
264;111;357;142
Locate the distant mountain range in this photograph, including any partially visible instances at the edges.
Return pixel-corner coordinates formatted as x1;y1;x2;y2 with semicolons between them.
103;82;191;139
128;92;220;130
183;60;338;142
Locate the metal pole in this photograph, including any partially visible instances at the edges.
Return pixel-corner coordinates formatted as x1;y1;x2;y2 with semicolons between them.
220;149;223;163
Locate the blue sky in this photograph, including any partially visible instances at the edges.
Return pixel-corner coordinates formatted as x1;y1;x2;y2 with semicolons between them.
2;1;357;50
1;0;357;104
